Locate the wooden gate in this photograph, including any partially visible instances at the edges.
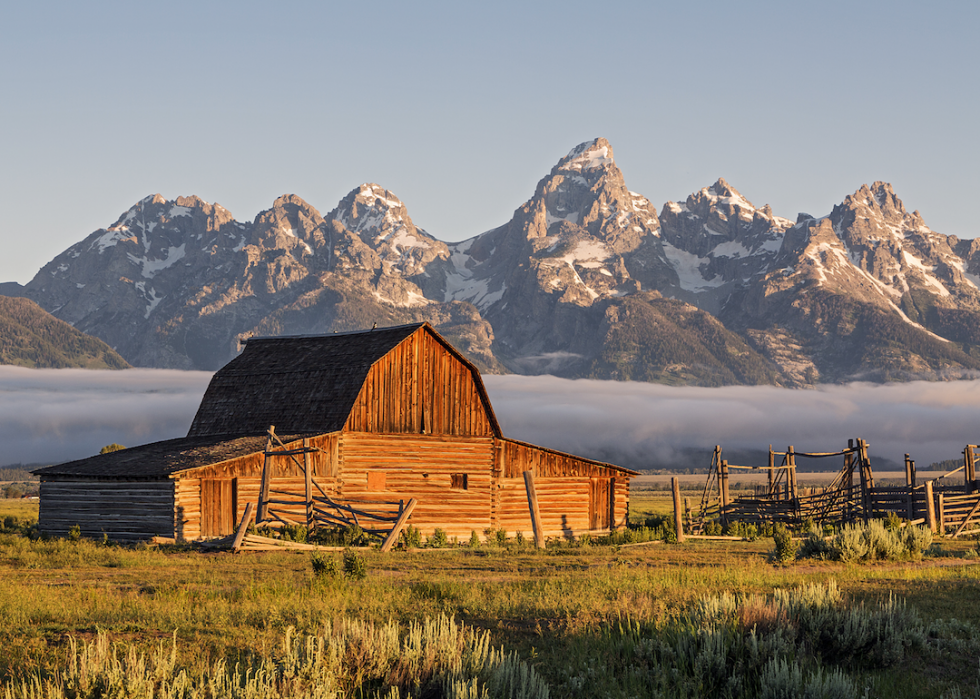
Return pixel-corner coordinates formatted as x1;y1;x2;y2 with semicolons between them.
202;478;236;537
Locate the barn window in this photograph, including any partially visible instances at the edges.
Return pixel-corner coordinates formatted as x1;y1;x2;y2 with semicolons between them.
367;472;387;490
451;473;468;491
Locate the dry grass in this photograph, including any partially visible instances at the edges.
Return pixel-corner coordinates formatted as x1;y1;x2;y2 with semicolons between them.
1;501;980;696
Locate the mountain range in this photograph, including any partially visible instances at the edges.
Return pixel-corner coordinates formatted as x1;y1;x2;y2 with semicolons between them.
6;138;980;385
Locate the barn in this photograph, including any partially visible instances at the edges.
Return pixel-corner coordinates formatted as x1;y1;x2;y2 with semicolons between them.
36;323;636;543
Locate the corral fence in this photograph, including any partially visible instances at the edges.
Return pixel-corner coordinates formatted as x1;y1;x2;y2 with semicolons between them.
686;440;980;538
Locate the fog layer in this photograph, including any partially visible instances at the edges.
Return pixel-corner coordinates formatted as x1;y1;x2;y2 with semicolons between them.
3;366;978;470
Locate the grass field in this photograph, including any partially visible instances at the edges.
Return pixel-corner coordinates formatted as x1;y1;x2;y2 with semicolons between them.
1;499;979;698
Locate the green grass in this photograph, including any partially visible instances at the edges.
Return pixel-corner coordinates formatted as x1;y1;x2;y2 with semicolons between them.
1;502;979;697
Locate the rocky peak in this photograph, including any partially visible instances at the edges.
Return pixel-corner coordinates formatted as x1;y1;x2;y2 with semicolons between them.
326;184;448;280
656;179;791;314
556;138;616;175
251;194;325;252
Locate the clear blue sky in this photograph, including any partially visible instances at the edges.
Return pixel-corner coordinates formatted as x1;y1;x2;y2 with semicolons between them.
1;0;976;284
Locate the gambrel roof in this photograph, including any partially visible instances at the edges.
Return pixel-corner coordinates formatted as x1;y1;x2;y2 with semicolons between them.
187;323;501;438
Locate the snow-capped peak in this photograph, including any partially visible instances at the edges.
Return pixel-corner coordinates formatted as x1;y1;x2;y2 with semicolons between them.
560;138;615;173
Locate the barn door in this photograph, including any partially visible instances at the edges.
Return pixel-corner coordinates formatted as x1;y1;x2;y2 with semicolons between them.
202;479;236;537
590;478;613;530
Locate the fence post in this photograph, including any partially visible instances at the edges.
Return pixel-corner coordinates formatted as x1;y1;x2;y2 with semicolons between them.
966;445;977;494
257;427;274;523
720;460;730;527
924;480;937;533
672;477;685;543
768;445;774;499
938;493;945;534
522;470;546;549
787;446;798;501
904;454;912;487
910;459;916;489
304;437;313;530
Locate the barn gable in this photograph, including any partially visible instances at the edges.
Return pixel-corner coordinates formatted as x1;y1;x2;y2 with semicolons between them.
187;323;500;438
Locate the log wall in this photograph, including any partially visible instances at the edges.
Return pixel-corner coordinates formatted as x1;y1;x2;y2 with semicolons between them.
176;433;342;539
495;440;630;537
345;331;495;437
39;480;175;542
339;432;495;539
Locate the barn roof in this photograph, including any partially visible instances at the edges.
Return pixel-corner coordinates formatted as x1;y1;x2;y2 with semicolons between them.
186;322;500;438
33;433;309;479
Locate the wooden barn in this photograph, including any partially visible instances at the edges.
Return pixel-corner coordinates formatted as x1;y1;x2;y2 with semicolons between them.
36;323;636;543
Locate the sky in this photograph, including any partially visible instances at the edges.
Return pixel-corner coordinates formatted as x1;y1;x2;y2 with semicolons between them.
3;367;979;472
1;0;977;283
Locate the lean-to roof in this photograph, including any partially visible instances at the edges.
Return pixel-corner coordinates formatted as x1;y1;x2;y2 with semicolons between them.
33;433;308;479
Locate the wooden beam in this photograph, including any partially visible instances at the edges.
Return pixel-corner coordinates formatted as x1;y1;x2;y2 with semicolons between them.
380;498;417;553
925;479;937;533
304;438;313;530
257;428;273;523
523;470;545;549
966;445;976;494
230;502;255;552
672;477;685;543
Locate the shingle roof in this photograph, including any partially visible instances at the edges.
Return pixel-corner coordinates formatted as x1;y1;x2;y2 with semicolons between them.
187;323;425;438
33;433;307;479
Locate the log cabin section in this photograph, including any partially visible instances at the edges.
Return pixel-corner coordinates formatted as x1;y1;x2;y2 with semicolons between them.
35;323;636;542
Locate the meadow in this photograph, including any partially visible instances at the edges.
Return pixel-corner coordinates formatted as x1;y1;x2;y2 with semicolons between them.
1;494;979;698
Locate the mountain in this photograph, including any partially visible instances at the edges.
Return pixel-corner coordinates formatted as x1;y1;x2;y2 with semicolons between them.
17;139;980;385
721;182;980;383
21;190;499;372
0;296;130;369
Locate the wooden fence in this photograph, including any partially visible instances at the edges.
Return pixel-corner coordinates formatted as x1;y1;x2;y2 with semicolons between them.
689;440;980;538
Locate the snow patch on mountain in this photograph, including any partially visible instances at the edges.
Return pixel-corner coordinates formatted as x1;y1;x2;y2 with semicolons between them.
92;227;131;253
901;250;951;297
561;143;613;172
127;244;186;279
662;241;726;291
560;240;612;269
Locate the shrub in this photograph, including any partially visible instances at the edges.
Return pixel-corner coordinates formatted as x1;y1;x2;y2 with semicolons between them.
902;524;933;558
494;528;507;547
831;524;868;563
468;530;481;548
759;657;858;699
99;443;125;454
771;523;795;563
342;524;365;547
310;552;339;579
428;528;449;549
401;525;422;549
68;524;81;542
863;519;905;561
280;523;308;543
798;524;830;560
343;548;367;580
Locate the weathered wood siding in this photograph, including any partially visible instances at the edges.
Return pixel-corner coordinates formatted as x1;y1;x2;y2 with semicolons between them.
39;480;175;542
345;331;495;437
175;434;342;539
495;439;630;537
339;432;495;538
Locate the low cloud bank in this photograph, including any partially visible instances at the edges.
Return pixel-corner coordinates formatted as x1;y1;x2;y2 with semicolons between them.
0;366;213;466
3;366;979;471
483;375;980;471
